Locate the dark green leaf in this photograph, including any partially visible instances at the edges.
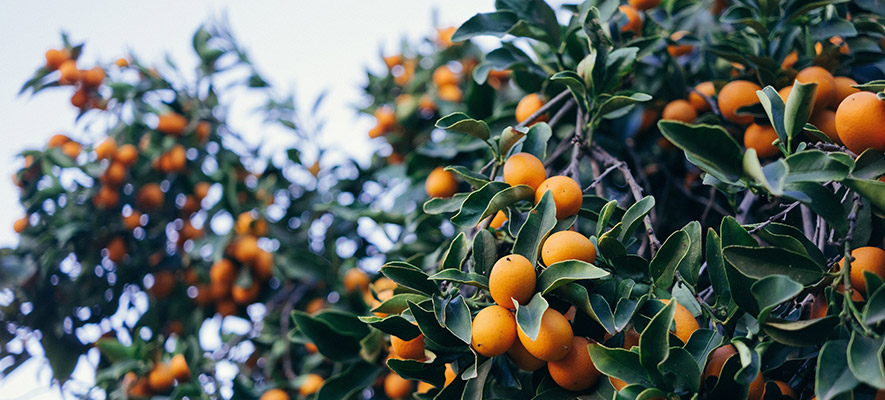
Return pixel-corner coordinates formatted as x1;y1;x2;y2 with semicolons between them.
381;262;441;295
513;190;557;263
815;340;860;400
658;121;744;184
514;292;549;340
847;332;885;390
751;275;803;323
435;112;491;141
316;362;383;400
445;166;491;188
440;232;470;271
452;182;533;227
723;246;824;285
763;317;839;347
649;230;690;288
537;260;609;294
587;343;653;387
784;150;851;183
520;122;552;160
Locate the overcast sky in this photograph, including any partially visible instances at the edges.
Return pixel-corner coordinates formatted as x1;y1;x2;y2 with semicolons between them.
0;1;495;397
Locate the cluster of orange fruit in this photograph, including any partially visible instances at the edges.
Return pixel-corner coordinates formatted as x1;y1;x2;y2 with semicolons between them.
45;47;107;110
124;353;190;398
257;373;325;400
432;64;463;103
617;0;727;39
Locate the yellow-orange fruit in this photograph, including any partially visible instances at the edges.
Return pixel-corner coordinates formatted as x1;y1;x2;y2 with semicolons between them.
252;250;274;281
689;81;716;112
234;235;260;264
147;362;174;393
516;93;547;124
841;246;885;297
622;327;640;350
391;331;426;360
744;123;780;159
157;112;188;135
232;284;261;304
137;183;165;211
210;259;236;286
82;67;106;87
437;26;457;47
490;210;508;229
667;31;693;57
384;373;413;399
833;76;860;105
619;5;642;36
383;54;402;70
94;186;120;208
71;88;88;109
503;152;546;191
299;373;324;396
548;336;601;391
835;91;885;154
170;354;189;382
432;65;459;87
438;84;463;102
748;373;765;400
611;376;628;391
662;99;698;123
809;292;828;319
106;237;127;264
194;182;211;200
541;231;597;266
471;305;517;357
102;162;126;186
809;109;839;144
13;217;28;234
535;176;582;219
95;138;117;160
58;60;80;84
196;121;211;142
344;268;370;293
506;339;546;371
718;80;762;124
115;144;138;166
517;308;573;361
62;141;81;160
781;50;799;70
629;0;660;10
45;49;69;70
123;211;142;230
659;299;700;343
374;106;396;131
259;389;289;400
702;345;736;378
374;277;398;292
216;299;237;316
764;380;796;398
795;66;836;110
48;134;70;148
166;145;187;172
150;270;175;299
489;254;536;308
425;167;458;198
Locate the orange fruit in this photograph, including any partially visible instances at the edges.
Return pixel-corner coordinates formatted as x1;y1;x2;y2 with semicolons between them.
234;235;260;264
489;254;536;308
106;237;127;264
58;60;80;84
535;176;583;219
157;112;188;136
667;31;693;57
374;106;396;131
623;327;640;349
610;376;628;391
216;299;237;316
619;5;642;36
137;183;165;211
147;362;174;393
796;66;836;110
702;345;736;378
516;93;547;124
210;259;236;286
344;268;370;293
391;330;426;360
659;299;700;343
718;80;762;124
506;339;546;371
384;372;413;399
82;67;105;87
471;305;517;357
503;152;546;191
95;138;117;160
763;380;796;398
123;211;142;230
102;162;126;186
232;284;261;304
62;141;81;160
13;217;28;234
252;250;274;281
195;121;211;142
150;270;175;299
170;354;189;382
689;81;716;112
541;231;597;266
425;167;458;198
639;108;660;133
305;298;327;314
383;54;402;70
127;374;152;398
662;99;697;123
438;84;463;102
490;210;508;229
743;123;780;159
841;246;885;297
299;373;324;396
548;336;601;391
781;50;799;70
48;134;70;148
374;277;398;292
194;182;211;200
259;388;289;400
71;88;88;109
809;109;839;144
835;91;885;154
432;65;459;87
437;26;457;47
809;292;828;319
94;186;120;208
45;49;69;70
166;145;187;172
833;76;860;105
115;144;138;166
748;373;765;400
629;0;660;10
517;308;573;361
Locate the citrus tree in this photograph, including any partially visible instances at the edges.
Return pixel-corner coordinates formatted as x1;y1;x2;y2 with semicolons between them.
6;0;885;400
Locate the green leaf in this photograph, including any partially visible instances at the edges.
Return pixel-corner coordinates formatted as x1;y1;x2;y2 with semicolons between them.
462;358;493;400
618;196;655;243
755;87;786;145
316;362;383;400
292;311;363;362
359;315;422;341
743;150;786;195
423;193;469;215
852;149;885;180
783;182;849;235
658;121;744;184
520;122;552;160
649;230;690;288
816;340;860;400
387;357;446;387
442;296;472;344
513;190;557;263
847;332;885;390
596;200;620;238
658;347;702;393
537;260;609;294
551;71;588;110
752;222;827;266
381;262;441;296
499;127;526;159
639;301;676;385
722;246;824;285
435;112;491;141
451;182;533;227
683;329;725;370
514;292;549;340
587;343;653;387
452;11;520;42
408;300;464;349
440;232;470;271
428;269;489;288
705;229;731;307
677;221;703;287
863;286;885;325
496;0;562;46
555;283;616;335
751;275;803;324
597;92;652;120
843;178;885;212
784;150;851;183
783;81;817;143
472;229;497;275
445;166;491;188
371;293;430;315
763;317;839;347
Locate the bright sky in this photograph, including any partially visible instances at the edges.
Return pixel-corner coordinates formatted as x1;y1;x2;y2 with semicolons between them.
0;1;495;398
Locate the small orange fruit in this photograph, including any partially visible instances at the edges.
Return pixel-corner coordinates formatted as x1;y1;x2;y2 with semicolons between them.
662;99;698;123
252;250;274;281
517;308;573;361
548;336;601;391
506;339;546;371
689;81;716;112
62;141;81;160
432;65;459;88
45;49;69;70
471;305;517;357
516;93;547;124
425;167;458;198
535;176;583;219
384;372;413;399
796;66;836;110
383;54;402;70
259;388;289;400
170;354;189;382
115;144;138;166
667;31;693;57
102;162;126;186
82;67;105;87
58;60;80;84
809;291;828;319
835;91;885;154
13;217;28;233
718;80;762;125
122;211;142;230
106;237;127;264
743;123;780;159
156;112;188;136
702;345;736;378
437;84;463;102
833;76;860;105
48;134;70;148
374;106;396;131
659;299;700;343
299;373;324;396
137;183;165;211
763;380;796;398
503;152;546;191
344;268;370;293
95;138;117;160
234;235;260;264
71;88;88;109
489;254;536;308
541;231;597;266
841;246;885;297
391;330;426;360
147;362;174;393
490;210;508;229
150;270;175;299
809;109;839;144
232;284;261;304
781;50;799;70
619;5;642;36
629;0;661;11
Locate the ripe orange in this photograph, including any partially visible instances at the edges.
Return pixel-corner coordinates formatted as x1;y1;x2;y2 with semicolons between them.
13;216;28;233
809;292;828;319
743;123;780;159
432;65;459;87
689;81;716;112
94;186;120;208
764;380;796;398
471;305;517;357
503;152;547;191
610;376;628;391
106;237;127;264
384;372;413;399
344;268;370;293
548;336;601;391
147;362;174;393
835;91;885;154
194;182;211;200
541;231;597;266
490;210;508;229
216;299;238;316
166;145;187;172
127;374;152;398
150;270;175;299
659;299;700;343
437;27;457;47
137;183;165;211
299;373;324;396
115;144;138;166
506;339;546;371
48;134;70;148
809;109;839;144
259;388;289;400
622;327;640;349
210;259;236;286
234;235;260;264
102;162;126;186
45;49;69;70
374;106;396;131
383;54;402;70
748;373;765;400
157;112;188;135
71;88;88;109
58;60;80;84
629;0;660;10
170;354;189;382
62;141;81;160
833;76;860;105
718;80;762;124
82;67;105;87
95;138;117;160
667;31;693;57
489;254;536;308
517;308;573;361
781;50;799;70
123;211;142;230
232;284;261;304
252;250;274;281
662;99;697;123
795;66;836;110
702;345;736;378
535;176;583;219
425;167;458;198
391;331;426;360
619;5;642;36
516;94;547;124
841;246;885;297
438;84;463;102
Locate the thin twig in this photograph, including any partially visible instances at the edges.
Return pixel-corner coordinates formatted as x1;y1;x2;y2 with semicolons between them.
589;159;605;197
547;99;575;129
584;163;620;192
736;192;757;224
800;205;815;241
515;90;571;129
747;201;800;234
